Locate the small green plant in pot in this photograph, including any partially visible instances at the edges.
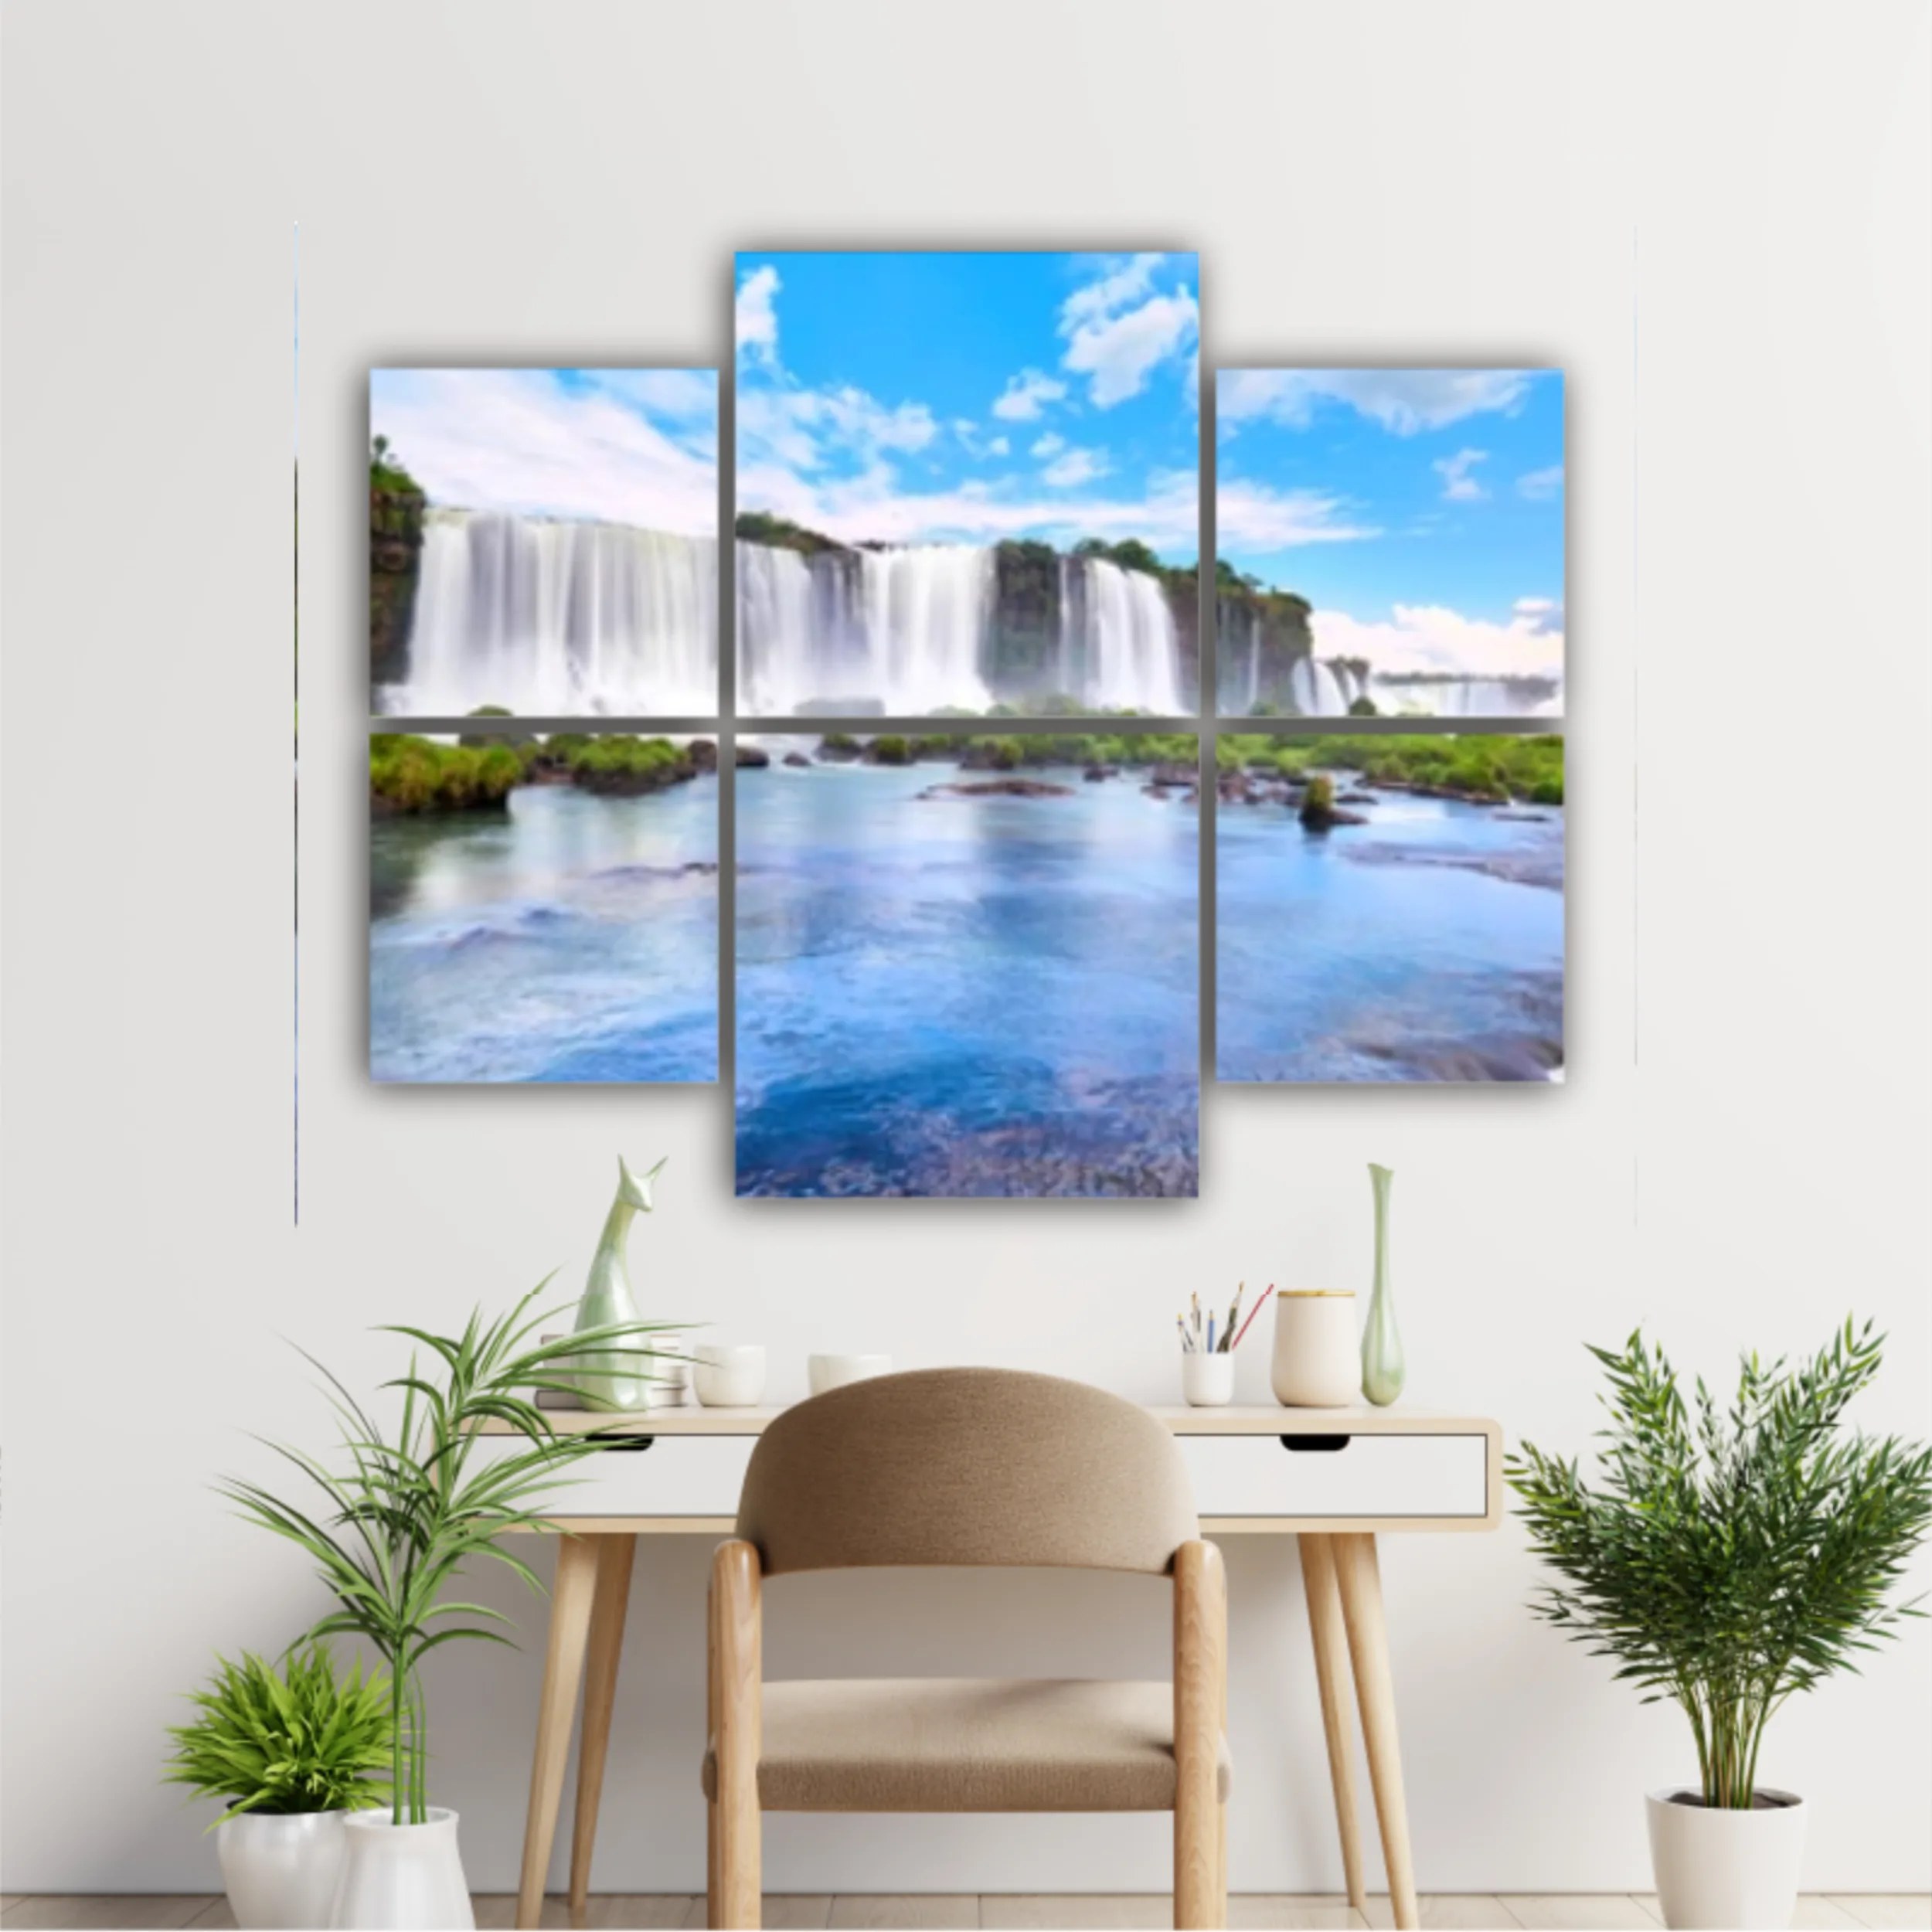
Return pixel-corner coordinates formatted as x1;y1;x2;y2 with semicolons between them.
223;1283;680;1931
1508;1321;1931;1931
165;1642;391;1929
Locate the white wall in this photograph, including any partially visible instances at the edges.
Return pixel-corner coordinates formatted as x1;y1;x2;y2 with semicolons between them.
4;0;1929;1899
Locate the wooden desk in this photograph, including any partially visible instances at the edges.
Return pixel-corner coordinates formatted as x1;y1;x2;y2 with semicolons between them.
481;1403;1502;1932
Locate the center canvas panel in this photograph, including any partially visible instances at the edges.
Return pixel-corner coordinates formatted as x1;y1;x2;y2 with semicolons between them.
734;731;1202;1197
733;251;1202;717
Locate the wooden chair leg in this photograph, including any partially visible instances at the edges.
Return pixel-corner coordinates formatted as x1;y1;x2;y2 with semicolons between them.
568;1532;635;1926
1299;1532;1368;1911
1332;1532;1418;1931
1174;1539;1227;1930
516;1532;602;1931
712;1540;763;1930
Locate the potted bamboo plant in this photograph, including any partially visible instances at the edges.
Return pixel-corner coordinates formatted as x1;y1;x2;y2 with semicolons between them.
165;1643;392;1929
224;1284;679;1931
1509;1320;1931;1930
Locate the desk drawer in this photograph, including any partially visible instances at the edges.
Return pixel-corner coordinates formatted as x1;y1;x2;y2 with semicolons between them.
1177;1432;1488;1520
481;1433;757;1518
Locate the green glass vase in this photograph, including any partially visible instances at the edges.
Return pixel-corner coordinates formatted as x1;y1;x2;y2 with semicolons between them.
1362;1162;1406;1406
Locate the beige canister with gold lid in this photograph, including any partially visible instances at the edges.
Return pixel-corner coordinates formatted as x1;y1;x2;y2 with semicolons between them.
1270;1289;1361;1407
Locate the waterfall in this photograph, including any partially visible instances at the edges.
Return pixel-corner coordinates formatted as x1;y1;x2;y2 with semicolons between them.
1369;674;1564;719
382;509;718;715
1291;656;1349;717
736;539;1185;715
1071;558;1184;714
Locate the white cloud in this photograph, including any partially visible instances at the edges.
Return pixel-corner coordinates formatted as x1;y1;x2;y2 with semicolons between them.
736;461;1206;553
738;382;937;476
1218;368;1538;434
1518;464;1565;499
736;266;781;367
986;436;1009;456
1216;482;1379;552
1434;448;1489;502
369;369;716;536
1031;432;1066;458
992;368;1069;421
1512;596;1563;634
1057;252;1164;335
1311;601;1565;679
1062;287;1199;407
1040;447;1111;488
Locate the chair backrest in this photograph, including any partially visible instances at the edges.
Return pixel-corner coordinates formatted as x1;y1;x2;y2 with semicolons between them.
734;1368;1199;1577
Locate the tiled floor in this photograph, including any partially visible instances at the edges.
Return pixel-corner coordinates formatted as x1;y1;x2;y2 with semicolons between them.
2;1899;1928;1931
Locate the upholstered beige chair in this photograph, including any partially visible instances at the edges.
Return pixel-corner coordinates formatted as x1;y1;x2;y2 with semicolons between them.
702;1368;1230;1931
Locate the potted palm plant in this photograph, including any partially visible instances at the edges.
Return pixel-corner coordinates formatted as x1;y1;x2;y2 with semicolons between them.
166;1643;391;1929
1509;1320;1931;1931
224;1283;679;1930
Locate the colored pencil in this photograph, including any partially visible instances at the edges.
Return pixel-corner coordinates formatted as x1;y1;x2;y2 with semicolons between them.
1229;1284;1274;1354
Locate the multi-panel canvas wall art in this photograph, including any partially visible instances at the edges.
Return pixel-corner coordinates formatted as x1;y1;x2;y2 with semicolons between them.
734;251;1202;717
1214;369;1564;718
1215;733;1565;1082
735;730;1201;1196
369;733;719;1083
370;369;719;717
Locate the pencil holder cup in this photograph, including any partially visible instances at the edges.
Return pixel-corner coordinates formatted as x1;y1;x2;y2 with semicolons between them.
1181;1352;1236;1407
1270;1291;1360;1407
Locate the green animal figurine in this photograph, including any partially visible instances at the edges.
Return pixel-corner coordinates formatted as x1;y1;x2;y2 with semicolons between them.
571;1156;668;1412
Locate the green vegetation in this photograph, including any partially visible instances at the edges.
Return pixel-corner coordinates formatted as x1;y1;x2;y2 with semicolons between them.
1347;695;1379;719
165;1643;393;1821
867;735;913;766
221;1286;684;1825
566;736;695;793
1072;536;1165;578
735;510;844;556
369;736;523;814
1216;733;1563;805
369;434;420;502
1508;1321;1932;1811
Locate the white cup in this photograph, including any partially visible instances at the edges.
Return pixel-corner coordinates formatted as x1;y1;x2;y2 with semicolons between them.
693;1345;767;1409
1181;1352;1236;1407
808;1352;893;1397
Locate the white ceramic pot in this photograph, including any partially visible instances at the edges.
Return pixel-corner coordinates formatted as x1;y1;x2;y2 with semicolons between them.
1270;1291;1360;1407
1180;1353;1236;1406
693;1344;766;1408
216;1809;349;1929
330;1808;473;1930
1646;1786;1806;1930
808;1352;892;1396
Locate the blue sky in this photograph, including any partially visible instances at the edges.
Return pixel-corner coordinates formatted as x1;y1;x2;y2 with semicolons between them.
735;251;1201;560
369;369;717;537
1216;370;1565;679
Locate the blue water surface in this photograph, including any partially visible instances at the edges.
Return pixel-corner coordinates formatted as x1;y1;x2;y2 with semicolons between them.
369;778;718;1083
735;760;1200;1196
1216;784;1565;1082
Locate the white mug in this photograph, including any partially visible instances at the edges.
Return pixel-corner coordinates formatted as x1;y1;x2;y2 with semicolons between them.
1270;1291;1360;1407
808;1352;892;1396
693;1345;767;1409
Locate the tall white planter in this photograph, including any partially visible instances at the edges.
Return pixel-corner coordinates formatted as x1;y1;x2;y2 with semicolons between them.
330;1808;473;1931
216;1810;349;1930
1646;1786;1807;1930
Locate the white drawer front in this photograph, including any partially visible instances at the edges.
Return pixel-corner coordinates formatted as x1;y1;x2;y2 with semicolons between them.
1177;1432;1488;1519
478;1433;757;1517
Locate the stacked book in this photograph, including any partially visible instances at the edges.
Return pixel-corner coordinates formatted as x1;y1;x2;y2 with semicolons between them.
536;1335;694;1410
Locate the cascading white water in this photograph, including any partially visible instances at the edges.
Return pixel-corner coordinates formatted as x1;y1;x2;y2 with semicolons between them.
1291;656;1349;717
383;509;718;714
736;540;1187;714
1370;675;1564;719
1079;559;1184;714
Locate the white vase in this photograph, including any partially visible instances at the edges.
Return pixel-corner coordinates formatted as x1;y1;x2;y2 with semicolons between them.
216;1810;349;1929
330;1808;473;1930
1646;1786;1806;1930
1270;1291;1361;1407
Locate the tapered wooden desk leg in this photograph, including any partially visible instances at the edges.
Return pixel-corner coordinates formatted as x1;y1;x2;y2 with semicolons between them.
517;1533;602;1931
569;1533;636;1926
1298;1532;1368;1912
1332;1532;1418;1931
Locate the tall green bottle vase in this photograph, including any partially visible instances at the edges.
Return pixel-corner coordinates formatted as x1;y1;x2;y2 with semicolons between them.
1362;1162;1406;1406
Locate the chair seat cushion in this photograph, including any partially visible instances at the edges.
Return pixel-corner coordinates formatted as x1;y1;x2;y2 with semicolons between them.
701;1678;1232;1813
